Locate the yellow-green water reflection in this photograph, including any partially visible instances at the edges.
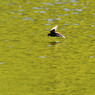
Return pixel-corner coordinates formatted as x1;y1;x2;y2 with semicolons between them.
0;0;95;95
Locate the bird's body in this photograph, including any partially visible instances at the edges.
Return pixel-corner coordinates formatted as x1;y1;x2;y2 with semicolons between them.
48;25;65;38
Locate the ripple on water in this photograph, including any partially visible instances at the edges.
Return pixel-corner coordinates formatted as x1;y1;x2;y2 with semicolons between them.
34;11;45;13
22;17;33;20
47;45;53;47
10;11;15;13
18;9;24;12
19;6;22;8
32;7;42;9
8;46;12;48
45;28;49;30
0;63;4;64
88;35;94;37
55;15;63;17
72;12;79;14
55;2;67;4
48;19;54;22
18;13;23;15
56;18;61;20
6;3;12;5
64;14;68;16
26;2;30;4
38;56;46;58
72;9;83;12
55;14;68;16
72;4;77;5
39;2;54;6
64;24;69;26
63;8;70;11
55;41;60;43
73;23;79;25
44;7;48;10
3;39;9;41
44;24;51;25
89;56;94;58
90;25;95;27
70;0;77;2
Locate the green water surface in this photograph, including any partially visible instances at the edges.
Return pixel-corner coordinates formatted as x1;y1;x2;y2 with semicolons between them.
0;0;95;95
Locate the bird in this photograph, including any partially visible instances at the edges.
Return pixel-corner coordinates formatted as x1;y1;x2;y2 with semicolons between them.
48;25;65;38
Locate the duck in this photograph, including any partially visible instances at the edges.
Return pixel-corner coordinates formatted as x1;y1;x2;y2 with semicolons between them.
48;25;65;38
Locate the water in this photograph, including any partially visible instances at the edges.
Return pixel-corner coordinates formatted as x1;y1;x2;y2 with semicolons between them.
0;0;95;95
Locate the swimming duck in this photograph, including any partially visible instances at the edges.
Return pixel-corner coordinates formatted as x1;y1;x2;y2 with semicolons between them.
48;25;65;38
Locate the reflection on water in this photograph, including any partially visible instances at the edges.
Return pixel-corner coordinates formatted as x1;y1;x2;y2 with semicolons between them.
10;11;15;13
8;46;12;48
56;18;61;20
38;56;46;58
18;13;23;15
50;42;57;46
49;41;60;46
22;17;32;20
89;56;94;58
39;2;54;6
70;0;77;2
47;45;53;47
55;2;67;4
88;35;94;37
18;9;24;12
32;7;42;9
63;8;70;11
44;24;51;25
55;14;68;16
48;19;54;22
19;6;22;8
72;9;83;11
0;63;4;64
26;2;30;4
34;11;45;13
73;23;79;25
72;12;79;14
90;25;95;27
64;23;69;25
